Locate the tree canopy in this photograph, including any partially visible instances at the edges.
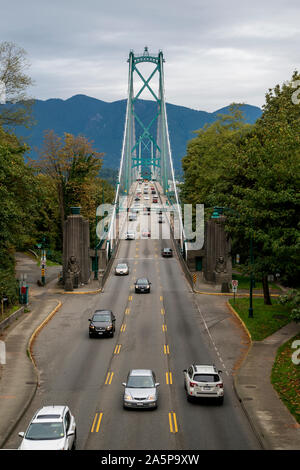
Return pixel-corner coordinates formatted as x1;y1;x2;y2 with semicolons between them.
180;74;300;302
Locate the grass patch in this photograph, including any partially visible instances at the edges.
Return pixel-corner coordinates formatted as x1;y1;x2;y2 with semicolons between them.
232;273;281;291
0;304;21;322
271;333;300;425
229;297;291;341
36;259;60;267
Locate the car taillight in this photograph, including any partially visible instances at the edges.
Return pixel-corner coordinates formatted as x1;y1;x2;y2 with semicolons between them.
189;382;197;388
217;383;223;388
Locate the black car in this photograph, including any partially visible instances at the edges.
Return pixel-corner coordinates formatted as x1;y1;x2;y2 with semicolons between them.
135;278;151;293
162;248;173;257
88;310;116;338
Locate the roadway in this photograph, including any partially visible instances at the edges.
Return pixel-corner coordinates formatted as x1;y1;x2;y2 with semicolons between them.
4;184;260;451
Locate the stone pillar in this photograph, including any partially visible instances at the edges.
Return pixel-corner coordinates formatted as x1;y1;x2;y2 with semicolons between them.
203;216;232;286
63;207;91;288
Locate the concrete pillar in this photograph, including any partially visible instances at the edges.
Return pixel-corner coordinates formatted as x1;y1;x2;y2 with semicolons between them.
203;216;232;285
63;207;91;287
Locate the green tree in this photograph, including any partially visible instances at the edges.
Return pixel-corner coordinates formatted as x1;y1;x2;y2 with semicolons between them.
0;41;34;127
0;126;38;305
181;90;300;304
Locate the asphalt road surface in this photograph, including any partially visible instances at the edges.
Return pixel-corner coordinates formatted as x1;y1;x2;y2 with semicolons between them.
5;202;260;451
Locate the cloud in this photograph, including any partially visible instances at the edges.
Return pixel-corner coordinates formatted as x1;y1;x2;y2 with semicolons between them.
1;0;299;111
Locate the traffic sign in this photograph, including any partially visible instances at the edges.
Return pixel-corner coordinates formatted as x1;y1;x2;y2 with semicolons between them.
232;280;238;287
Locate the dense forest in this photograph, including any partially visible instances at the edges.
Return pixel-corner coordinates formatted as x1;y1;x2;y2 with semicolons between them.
180;71;300;303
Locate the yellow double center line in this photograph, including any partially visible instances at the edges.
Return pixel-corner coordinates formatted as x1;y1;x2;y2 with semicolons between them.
168;412;178;433
91;412;103;433
165;372;173;384
105;372;114;385
114;344;122;354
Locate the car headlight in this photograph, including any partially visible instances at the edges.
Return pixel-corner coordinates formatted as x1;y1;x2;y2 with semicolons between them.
90;325;95;329
106;325;112;330
124;394;132;401
147;395;155;400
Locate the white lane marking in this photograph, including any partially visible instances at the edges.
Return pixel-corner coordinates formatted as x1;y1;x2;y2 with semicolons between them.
194;302;229;377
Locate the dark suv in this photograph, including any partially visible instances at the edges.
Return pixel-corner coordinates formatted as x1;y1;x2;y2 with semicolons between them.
88;310;116;338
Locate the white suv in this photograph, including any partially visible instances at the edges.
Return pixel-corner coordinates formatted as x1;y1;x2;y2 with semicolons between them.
18;405;77;450
183;364;224;404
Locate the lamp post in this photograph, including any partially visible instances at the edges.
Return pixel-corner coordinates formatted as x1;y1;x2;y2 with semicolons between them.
248;224;254;318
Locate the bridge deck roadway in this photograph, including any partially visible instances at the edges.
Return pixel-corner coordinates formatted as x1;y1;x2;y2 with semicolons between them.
2;185;260;451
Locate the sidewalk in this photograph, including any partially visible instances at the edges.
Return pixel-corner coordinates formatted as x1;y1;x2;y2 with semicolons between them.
233;321;300;450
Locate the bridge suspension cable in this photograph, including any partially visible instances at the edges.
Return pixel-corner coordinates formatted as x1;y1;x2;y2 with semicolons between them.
105;47;186;259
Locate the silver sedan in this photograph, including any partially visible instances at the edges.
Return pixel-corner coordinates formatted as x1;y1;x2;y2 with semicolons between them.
122;369;159;409
115;263;129;275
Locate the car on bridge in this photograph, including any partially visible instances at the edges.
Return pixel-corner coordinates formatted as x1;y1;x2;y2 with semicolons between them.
152;196;158;203
88;310;116;338
125;231;136;239
134;278;151;293
18;405;77;450
142;229;151;237
162;248;173;257
183;364;224;404
128;213;137;221
115;263;129;275
122;369;160;409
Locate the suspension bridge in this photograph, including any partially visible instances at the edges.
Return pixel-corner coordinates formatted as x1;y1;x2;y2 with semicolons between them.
99;47;186;263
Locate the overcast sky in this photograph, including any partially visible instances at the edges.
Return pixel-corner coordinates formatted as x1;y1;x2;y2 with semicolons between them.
1;0;299;111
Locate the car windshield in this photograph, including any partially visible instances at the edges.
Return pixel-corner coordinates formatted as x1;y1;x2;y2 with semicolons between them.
137;279;148;284
127;376;155;388
93;313;111;322
193;374;220;383
117;264;127;269
25;422;64;440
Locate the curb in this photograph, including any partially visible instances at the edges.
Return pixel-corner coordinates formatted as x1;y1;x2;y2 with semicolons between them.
27;301;62;384
225;301;266;449
193;289;280;297
0;300;62;449
226;301;252;344
62;288;102;295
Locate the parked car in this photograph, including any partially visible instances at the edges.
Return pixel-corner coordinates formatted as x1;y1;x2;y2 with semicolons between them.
115;263;129;275
135;278;151;293
88;310;116;338
122;369;159;409
18;405;76;450
125;231;135;240
128;213;137;221
162;248;173;257
183;364;224;404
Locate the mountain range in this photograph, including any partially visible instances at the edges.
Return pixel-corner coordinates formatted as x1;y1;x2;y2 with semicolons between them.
13;95;262;171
